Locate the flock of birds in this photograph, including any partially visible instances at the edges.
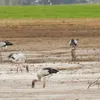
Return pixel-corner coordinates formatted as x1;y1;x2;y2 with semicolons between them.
0;39;78;88
0;41;59;88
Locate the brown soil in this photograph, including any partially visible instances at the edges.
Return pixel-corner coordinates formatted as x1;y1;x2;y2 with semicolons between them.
0;19;100;49
0;19;100;100
0;19;100;38
0;19;100;63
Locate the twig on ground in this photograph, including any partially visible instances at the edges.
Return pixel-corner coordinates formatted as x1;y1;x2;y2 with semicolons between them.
87;77;100;89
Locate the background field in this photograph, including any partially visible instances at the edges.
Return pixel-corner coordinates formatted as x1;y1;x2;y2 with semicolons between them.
0;4;100;18
0;4;100;100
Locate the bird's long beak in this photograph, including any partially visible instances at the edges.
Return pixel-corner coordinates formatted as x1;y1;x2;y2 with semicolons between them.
32;80;35;88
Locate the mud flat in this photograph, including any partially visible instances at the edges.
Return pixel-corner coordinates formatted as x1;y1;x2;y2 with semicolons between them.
0;19;100;100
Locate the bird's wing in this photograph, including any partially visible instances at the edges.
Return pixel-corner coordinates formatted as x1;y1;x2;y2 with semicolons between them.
5;41;13;46
11;53;25;62
12;53;19;60
18;53;26;59
37;69;49;77
8;53;14;58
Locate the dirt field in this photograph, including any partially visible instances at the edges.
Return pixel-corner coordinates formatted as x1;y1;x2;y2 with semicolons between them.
0;19;100;100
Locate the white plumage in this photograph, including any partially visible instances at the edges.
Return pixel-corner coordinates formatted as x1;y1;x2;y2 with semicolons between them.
0;42;6;47
37;69;49;79
8;52;26;72
74;39;78;45
9;53;26;63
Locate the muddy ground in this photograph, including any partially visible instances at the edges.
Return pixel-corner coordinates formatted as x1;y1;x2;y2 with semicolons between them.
0;19;100;100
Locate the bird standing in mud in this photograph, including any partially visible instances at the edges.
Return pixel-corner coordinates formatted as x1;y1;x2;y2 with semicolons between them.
69;39;78;49
0;41;13;49
32;68;59;88
8;52;26;72
0;41;13;62
69;39;79;61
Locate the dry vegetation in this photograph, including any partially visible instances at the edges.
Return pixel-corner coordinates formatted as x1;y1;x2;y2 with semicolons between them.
0;19;100;38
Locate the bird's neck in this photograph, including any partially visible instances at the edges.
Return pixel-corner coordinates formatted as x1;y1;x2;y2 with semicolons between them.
37;74;41;81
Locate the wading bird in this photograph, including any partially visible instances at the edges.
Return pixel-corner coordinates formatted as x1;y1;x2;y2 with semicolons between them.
0;41;13;62
0;41;13;49
8;52;26;72
32;67;59;88
69;39;79;61
69;39;78;48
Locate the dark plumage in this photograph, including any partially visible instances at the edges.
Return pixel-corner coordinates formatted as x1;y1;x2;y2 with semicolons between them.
5;41;13;46
8;53;15;59
43;68;59;74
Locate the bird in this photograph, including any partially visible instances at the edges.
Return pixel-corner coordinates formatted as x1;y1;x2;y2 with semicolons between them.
8;52;26;72
69;39;78;49
32;67;59;88
0;41;13;62
0;41;13;49
69;39;78;46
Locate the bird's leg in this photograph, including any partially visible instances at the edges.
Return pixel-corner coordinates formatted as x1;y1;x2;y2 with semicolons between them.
43;77;46;88
16;64;19;72
32;80;35;88
19;64;22;72
16;64;22;73
32;79;39;88
26;65;29;73
0;51;2;62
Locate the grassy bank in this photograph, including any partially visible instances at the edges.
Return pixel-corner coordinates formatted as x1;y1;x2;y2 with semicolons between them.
0;4;100;19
